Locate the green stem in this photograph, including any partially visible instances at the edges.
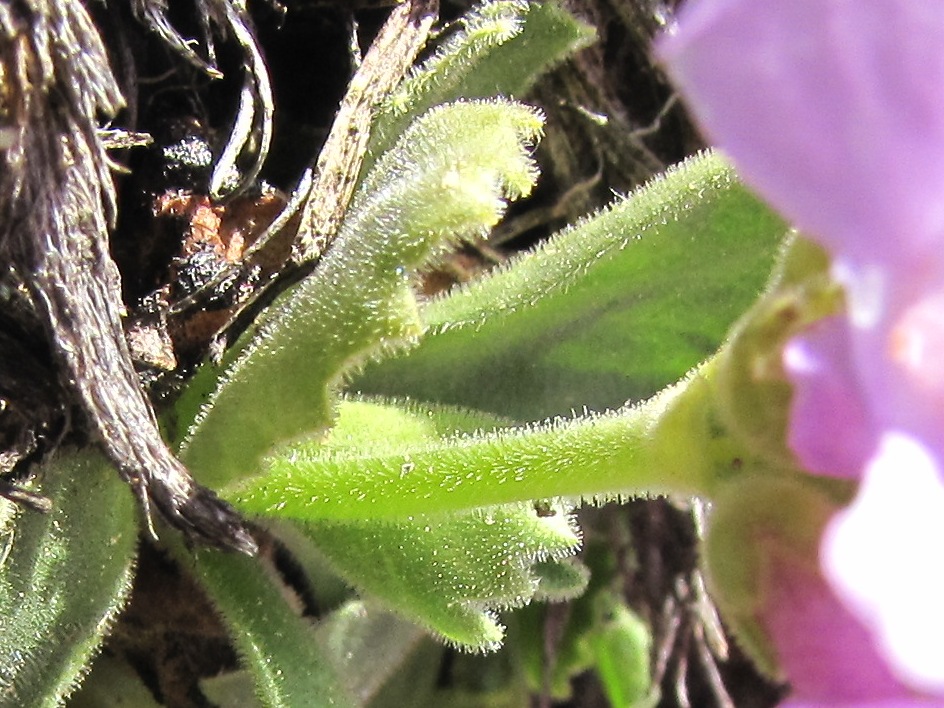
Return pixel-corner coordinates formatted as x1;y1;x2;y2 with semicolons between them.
228;363;734;522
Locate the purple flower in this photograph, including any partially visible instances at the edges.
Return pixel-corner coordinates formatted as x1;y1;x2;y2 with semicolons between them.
755;533;914;706
822;434;944;696
659;0;944;701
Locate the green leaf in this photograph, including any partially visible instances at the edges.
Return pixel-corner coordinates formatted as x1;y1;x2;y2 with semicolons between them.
587;594;654;708
238;530;445;707
299;501;580;650
69;655;162;708
509;531;657;705
263;519;353;613
305;396;512;455
236;399;581;650
179;100;542;489
353;151;789;420
201;671;262;708
531;557;589;602
365;0;595;171
314;601;431;703
226;382;723;522
360;637;443;708
218;387;749;650
187;547;355;708
512;602;591;701
0;450;137;707
418;648;529;708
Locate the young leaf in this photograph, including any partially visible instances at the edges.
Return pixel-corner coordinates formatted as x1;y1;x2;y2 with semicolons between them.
587;594;655;708
0;450;137;707
170;1;584;448
365;0;594;170
179;100;541;489
353;151;789;420
531;557;590;602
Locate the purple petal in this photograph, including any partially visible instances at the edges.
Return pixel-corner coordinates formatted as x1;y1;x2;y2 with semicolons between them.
657;0;944;263
823;433;944;695
814;267;944;469
873;286;944;456
784;699;944;708
759;542;907;702
783;315;876;478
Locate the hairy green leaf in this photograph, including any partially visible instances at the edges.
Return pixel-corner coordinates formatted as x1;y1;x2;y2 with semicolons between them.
180;100;541;488
251;526;445;706
0;451;137;707
299;501;580;650
314;601;428;705
353;151;788;419
188;548;355;708
218;386;741;650
226;379;724;522
365;0;594;171
531;557;589;602
241;399;581;650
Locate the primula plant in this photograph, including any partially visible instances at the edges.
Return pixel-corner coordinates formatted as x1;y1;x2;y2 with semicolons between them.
0;0;936;706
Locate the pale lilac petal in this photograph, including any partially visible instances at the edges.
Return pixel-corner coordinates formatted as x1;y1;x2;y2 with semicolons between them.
874;287;944;453
760;544;906;702
784;699;944;708
783;316;876;478
833;269;944;466
823;433;944;695
657;0;944;261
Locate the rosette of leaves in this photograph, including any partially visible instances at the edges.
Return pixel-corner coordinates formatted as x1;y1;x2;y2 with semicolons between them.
172;143;787;703
0;2;793;706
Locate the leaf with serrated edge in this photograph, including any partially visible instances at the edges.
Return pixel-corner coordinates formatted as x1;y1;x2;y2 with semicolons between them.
248;398;581;650
299;500;580;650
